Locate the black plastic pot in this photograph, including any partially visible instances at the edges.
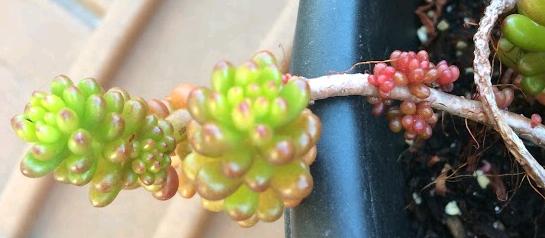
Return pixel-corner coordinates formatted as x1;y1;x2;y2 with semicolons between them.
285;0;420;237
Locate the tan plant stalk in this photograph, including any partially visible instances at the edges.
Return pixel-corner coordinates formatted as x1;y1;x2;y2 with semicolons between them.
305;73;545;148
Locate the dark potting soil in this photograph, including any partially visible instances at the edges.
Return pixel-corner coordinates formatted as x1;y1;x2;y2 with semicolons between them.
403;1;545;237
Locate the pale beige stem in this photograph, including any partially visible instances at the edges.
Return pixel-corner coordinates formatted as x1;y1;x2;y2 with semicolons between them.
306;73;545;148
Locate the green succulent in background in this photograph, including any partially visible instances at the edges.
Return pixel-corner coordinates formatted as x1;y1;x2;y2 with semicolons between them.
498;1;545;102
518;0;545;27
11;76;179;207
178;51;320;227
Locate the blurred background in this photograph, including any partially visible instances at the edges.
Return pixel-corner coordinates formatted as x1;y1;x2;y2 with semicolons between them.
0;0;298;237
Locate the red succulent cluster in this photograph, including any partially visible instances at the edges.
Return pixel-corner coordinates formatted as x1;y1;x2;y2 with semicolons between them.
387;101;438;140
367;50;459;141
369;50;460;98
368;62;397;98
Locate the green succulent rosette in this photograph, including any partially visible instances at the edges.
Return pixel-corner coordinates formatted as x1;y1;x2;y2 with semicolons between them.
179;51;321;227
11;76;178;207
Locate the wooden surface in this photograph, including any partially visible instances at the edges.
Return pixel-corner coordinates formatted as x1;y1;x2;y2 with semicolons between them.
0;0;90;192
0;0;298;237
78;0;112;16
68;0;161;81
0;1;90;237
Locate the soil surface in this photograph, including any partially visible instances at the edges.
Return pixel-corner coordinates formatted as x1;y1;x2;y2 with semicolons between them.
404;1;545;237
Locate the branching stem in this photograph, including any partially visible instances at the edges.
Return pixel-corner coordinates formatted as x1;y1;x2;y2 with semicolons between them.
306;73;545;150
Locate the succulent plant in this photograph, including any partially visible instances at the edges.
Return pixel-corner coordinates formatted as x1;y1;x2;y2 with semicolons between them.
498;2;545;103
518;0;545;26
366;50;458;141
502;14;545;52
10;51;320;226
176;51;321;227
11;76;179;207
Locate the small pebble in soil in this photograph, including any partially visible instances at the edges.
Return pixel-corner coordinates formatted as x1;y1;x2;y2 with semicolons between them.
455;41;468;50
473;170;490;189
412;192;423;205
417;26;428;43
427;10;434;18
494;206;501;214
493;221;506;231
445;201;462;216
437;20;450;31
